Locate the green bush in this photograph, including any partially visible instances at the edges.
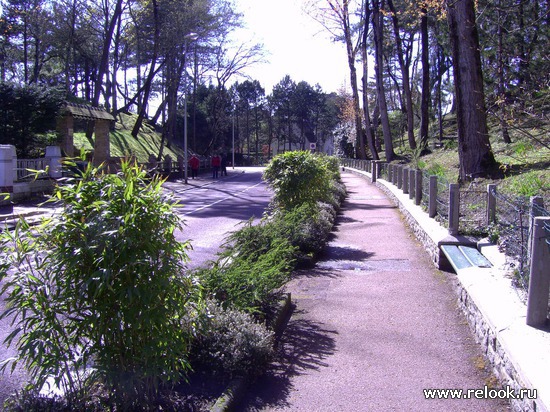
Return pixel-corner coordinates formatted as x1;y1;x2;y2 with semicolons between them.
263;151;337;210
0;160;200;408
270;202;334;258
0;82;65;157
189;300;274;379
197;219;297;315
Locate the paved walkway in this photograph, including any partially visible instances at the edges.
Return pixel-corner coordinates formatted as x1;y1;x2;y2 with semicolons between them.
238;172;510;411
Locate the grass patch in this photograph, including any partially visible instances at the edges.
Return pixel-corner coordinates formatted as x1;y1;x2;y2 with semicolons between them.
73;112;185;163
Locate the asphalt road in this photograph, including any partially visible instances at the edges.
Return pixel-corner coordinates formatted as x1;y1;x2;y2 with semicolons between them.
163;167;272;269
0;166;271;406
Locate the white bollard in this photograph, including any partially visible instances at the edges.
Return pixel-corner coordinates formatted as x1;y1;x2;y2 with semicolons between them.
45;145;63;178
0;145;16;193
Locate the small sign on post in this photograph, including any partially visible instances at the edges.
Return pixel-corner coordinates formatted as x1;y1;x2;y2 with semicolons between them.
309;143;316;152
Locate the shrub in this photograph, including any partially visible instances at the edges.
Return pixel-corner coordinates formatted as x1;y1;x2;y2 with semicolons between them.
263;151;336;210
197;219;297;315
0;82;65;157
0;160;200;408
189;300;274;379
270;202;334;258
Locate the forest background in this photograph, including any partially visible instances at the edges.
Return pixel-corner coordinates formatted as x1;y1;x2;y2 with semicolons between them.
0;0;548;193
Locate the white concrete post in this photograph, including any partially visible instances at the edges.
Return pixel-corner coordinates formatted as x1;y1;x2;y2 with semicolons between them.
449;183;460;235
0;145;16;193
45;146;62;178
526;216;550;327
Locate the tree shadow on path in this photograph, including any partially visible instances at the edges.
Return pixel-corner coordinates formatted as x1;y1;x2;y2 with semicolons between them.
237;312;337;411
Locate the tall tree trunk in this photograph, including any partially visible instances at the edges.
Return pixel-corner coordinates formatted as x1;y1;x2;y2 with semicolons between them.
64;0;77;95
387;0;416;150
361;3;379;160
326;0;366;159
132;0;160;138
92;0;124;107
419;7;430;151
110;15;123;115
86;0;124;139
497;0;511;144
372;0;395;161
446;0;500;182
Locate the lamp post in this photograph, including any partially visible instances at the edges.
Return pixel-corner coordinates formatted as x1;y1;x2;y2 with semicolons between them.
183;32;199;184
232;111;235;169
184;94;188;183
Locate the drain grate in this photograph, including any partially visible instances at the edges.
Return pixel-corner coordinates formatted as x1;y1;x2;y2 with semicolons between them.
317;259;410;272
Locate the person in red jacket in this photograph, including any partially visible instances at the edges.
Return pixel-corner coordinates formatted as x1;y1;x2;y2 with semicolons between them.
211;153;221;178
189;154;200;179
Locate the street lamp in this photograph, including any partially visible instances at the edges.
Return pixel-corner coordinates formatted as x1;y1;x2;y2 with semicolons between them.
232;110;235;169
184;32;199;184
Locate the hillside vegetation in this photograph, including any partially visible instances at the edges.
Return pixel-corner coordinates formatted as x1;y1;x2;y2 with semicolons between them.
73;112;185;163
397;105;550;206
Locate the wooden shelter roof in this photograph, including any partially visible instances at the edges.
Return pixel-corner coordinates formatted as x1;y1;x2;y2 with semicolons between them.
61;102;114;121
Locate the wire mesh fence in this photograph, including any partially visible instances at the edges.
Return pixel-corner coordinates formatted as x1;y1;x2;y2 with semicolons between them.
459;188;488;237
491;190;531;292
435;175;450;226
420;170;431;210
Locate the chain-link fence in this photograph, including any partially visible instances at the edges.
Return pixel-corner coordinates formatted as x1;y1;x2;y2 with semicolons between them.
489;189;549;293
459;187;488;237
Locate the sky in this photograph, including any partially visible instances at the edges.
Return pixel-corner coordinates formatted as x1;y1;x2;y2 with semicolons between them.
232;0;351;95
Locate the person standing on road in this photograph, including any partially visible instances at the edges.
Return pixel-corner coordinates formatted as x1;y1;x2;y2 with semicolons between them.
211;153;221;179
189;154;200;179
220;153;228;177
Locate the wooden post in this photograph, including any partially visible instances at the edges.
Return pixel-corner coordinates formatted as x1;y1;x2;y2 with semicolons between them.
487;184;497;225
526;216;550;327
429;176;437;218
415;170;423;206
397;165;403;189
449;183;460;235
403;167;409;194
409;169;415;200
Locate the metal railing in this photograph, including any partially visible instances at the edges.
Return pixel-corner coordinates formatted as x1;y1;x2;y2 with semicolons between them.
16;159;49;181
